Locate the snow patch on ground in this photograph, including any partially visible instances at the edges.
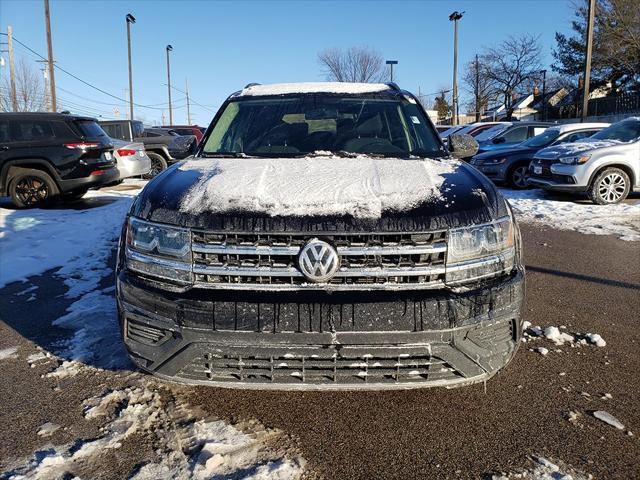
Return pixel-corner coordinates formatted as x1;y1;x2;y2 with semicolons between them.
4;384;305;480
239;81;390;96
180;157;456;218
592;410;625;430
491;456;592;480
0;346;19;360
500;188;640;241
0;187;139;289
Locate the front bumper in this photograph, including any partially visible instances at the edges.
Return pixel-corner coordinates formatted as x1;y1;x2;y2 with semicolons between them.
117;268;525;390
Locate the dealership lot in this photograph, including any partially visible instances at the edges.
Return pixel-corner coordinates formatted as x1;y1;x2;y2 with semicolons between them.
0;181;638;479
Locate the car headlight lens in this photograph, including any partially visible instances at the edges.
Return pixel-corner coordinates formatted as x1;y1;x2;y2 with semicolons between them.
446;216;516;284
488;157;507;164
125;217;192;283
559;154;591;165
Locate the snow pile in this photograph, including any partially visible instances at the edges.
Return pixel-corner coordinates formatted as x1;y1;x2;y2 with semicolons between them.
501;188;640;241
180;157;456;218
240;82;390;96
523;322;607;349
491;456;592;480
4;385;305;480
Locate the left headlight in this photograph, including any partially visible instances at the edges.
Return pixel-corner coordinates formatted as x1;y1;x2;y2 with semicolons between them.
445;216;516;284
559;154;591;165
125;217;192;284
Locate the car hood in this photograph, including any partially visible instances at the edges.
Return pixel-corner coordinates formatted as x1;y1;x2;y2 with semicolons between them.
535;139;623;159
131;156;508;232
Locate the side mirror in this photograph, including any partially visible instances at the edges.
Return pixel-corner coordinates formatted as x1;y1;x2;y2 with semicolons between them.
492;136;506;144
448;133;479;159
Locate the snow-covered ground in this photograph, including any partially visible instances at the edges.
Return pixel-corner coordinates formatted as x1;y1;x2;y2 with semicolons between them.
501;188;640;241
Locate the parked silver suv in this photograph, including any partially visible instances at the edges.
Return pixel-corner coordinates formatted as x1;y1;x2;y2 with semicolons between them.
529;117;640;204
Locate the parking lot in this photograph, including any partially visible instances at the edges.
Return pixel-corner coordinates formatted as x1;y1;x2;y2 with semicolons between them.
1;181;638;479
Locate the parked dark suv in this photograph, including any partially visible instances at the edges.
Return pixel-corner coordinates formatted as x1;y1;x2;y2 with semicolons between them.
116;82;525;390
0;112;117;207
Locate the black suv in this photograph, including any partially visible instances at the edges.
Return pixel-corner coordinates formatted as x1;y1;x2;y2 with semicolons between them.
0;112;117;207
116;82;525;390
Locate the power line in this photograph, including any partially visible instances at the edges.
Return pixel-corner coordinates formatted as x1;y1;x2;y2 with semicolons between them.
0;32;166;111
164;83;217;113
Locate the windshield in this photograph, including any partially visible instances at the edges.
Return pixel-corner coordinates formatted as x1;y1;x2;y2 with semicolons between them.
201;95;444;157
590;119;640;143
522;128;559;148
474;124;510;141
75;120;108;139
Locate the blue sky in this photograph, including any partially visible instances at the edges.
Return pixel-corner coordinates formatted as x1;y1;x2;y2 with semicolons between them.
1;0;576;126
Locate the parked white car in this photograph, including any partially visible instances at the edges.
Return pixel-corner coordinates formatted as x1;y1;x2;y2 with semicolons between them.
529;117;640;204
112;139;151;180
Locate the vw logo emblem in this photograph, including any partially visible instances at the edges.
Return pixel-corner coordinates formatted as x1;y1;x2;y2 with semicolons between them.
298;239;340;282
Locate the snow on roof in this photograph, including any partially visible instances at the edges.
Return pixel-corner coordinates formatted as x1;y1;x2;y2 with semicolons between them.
554;122;610;133
239;82;392;97
179;156;456;219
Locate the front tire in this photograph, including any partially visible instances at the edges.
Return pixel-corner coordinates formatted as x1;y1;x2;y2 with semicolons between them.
143;153;168;179
509;164;530;189
589;167;630;205
9;169;59;208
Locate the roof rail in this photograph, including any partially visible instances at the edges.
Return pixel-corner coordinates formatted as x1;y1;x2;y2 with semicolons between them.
244;83;261;89
385;82;401;92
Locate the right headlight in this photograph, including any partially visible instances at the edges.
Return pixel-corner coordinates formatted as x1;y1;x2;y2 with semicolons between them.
445;216;516;284
125;217;193;284
559;154;591;165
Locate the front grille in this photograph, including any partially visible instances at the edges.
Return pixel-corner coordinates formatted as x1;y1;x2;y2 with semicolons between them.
191;231;447;290
126;318;170;346
179;346;462;385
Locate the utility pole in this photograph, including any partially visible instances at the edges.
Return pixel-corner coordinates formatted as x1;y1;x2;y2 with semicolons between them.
37;61;51;111
581;0;596;122
126;14;136;121
7;26;18;111
166;44;173;125
474;54;480;121
449;11;464;126
185;78;191;125
43;0;57;112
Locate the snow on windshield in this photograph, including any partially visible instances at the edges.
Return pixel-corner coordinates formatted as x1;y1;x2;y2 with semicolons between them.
240;82;391;96
179;156;457;218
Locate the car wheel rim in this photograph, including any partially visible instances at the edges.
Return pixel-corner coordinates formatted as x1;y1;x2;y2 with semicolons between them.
598;173;626;202
149;159;163;177
15;176;49;206
512;167;528;187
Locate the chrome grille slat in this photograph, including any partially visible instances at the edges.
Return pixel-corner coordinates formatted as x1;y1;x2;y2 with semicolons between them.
191;230;447;290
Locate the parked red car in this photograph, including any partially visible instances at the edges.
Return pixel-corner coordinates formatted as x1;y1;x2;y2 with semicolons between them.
161;125;205;143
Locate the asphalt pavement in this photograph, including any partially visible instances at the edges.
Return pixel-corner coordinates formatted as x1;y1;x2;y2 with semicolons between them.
1;223;638;479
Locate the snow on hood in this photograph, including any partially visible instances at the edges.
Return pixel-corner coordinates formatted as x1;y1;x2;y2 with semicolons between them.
239;82;391;97
178;157;457;218
536;139;622;159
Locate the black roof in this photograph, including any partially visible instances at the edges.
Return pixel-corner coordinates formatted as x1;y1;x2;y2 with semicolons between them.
0;112;96;122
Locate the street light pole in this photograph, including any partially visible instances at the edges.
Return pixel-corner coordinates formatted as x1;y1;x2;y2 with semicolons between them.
581;0;596;122
449;11;464;126
540;69;547;121
126;14;136;121
385;60;398;82
166;45;173;125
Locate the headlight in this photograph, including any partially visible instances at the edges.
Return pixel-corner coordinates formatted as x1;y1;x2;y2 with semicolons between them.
559;154;591;165
487;157;507;164
446;216;516;284
125;217;192;283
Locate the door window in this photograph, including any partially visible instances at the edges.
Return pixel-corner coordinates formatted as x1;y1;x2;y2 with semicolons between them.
502;126;527;143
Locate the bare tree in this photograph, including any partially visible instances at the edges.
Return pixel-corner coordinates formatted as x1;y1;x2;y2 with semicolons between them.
0;59;49;112
462;55;497;121
318;47;386;83
481;35;543;119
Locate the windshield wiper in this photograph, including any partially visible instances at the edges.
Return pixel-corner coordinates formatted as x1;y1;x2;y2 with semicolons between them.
200;152;248;158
